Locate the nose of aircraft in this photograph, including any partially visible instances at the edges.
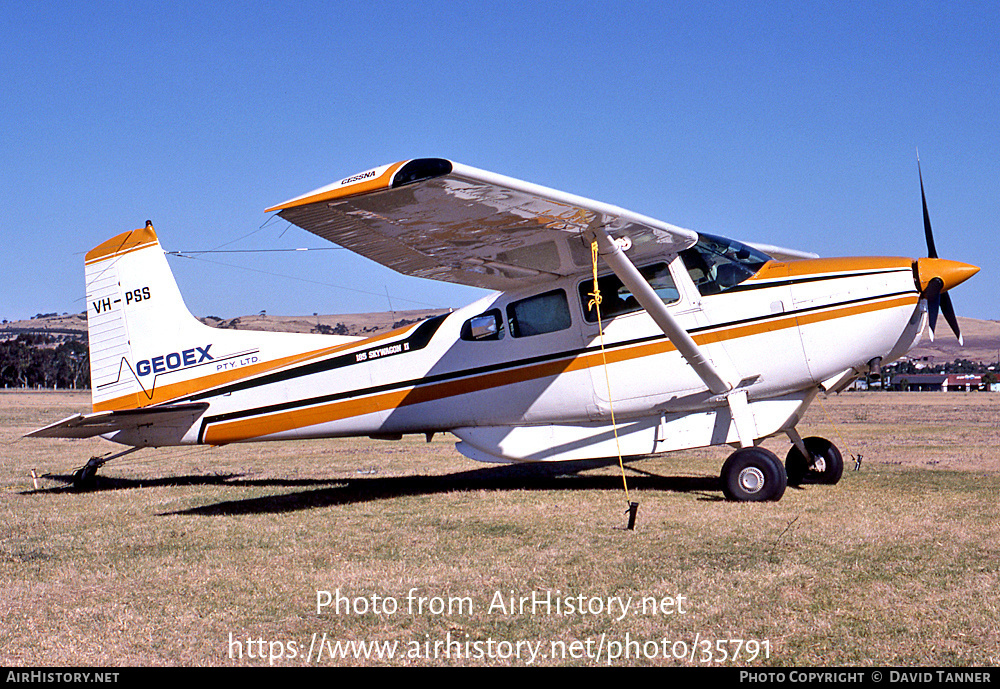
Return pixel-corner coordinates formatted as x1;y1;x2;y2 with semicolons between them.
914;257;980;293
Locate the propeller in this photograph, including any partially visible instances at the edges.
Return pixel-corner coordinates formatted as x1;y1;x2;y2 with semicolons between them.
916;156;974;345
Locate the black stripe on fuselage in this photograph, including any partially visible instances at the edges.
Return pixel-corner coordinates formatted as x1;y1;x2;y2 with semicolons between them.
193;267;909;407
723;267;912;294
196;285;918;440
183;314;447;405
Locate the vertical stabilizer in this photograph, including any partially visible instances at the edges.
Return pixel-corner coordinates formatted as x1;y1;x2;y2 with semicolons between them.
85;223;209;411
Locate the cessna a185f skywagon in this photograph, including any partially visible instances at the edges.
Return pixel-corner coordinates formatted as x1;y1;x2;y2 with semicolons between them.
30;158;978;502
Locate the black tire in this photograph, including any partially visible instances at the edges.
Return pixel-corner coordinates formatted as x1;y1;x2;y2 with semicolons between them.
72;464;97;491
721;447;787;502
72;456;102;491
785;436;843;486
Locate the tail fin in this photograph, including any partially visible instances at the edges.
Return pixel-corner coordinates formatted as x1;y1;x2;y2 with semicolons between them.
30;223;360;444
85;222;211;411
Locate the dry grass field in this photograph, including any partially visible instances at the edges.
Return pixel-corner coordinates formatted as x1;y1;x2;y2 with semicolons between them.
2;390;997;667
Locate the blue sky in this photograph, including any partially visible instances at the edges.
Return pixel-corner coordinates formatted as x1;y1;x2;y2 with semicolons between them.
3;1;997;321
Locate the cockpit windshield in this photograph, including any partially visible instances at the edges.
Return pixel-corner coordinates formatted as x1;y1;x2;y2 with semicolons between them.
680;233;771;296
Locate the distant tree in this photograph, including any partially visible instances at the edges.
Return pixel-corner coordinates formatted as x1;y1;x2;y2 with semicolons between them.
0;335;89;388
314;322;350;336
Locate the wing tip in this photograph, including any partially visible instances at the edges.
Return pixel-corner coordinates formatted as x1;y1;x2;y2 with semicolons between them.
390;158;453;188
265;158;454;213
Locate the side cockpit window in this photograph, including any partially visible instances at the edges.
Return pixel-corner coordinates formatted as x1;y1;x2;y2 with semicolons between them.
680;233;770;296
578;262;679;322
461;309;504;341
507;289;572;338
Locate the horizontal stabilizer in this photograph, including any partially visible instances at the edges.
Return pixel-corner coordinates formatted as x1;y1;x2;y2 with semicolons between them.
25;403;209;440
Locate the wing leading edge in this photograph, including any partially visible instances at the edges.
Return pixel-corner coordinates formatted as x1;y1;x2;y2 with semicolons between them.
267;159;700;291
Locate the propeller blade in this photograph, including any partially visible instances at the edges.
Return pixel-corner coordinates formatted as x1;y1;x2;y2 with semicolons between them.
939;292;963;345
915;157;976;344
918;156;939;259
924;277;942;341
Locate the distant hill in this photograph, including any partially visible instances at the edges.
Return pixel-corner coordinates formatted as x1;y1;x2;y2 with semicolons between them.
0;309;449;341
3;311;998;366
0;312;89;340
905;316;1000;366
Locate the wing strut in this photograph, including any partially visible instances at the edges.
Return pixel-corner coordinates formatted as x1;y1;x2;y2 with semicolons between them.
587;226;731;394
586;225;758;448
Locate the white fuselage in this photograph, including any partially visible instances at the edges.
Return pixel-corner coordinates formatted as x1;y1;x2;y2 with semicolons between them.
112;254;922;463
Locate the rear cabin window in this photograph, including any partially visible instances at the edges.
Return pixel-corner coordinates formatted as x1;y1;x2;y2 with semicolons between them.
506;289;572;338
579;262;679;322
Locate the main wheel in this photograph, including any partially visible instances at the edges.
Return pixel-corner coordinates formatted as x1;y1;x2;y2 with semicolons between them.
785;436;843;486
721;447;787;502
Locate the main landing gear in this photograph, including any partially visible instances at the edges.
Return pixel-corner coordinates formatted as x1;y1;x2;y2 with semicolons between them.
721;447;786;502
720;435;843;502
784;436;844;487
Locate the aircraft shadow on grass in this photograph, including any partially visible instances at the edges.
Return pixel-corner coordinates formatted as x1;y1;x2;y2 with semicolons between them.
30;459;727;515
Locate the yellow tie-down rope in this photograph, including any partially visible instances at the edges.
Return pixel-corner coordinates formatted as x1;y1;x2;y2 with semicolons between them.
588;241;639;530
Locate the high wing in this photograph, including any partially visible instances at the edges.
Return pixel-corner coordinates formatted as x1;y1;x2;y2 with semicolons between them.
269;158;763;439
266;159;699;291
745;242;820;262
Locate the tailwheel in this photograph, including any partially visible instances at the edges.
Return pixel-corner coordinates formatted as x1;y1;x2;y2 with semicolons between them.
785;436;843;486
721;447;787;502
72;456;103;490
69;447;141;491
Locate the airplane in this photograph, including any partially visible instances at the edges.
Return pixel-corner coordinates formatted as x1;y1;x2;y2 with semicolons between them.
28;158;978;504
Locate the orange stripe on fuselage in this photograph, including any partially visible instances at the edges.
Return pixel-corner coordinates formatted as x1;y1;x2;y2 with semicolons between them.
92;321;424;412
201;292;918;445
748;256;913;282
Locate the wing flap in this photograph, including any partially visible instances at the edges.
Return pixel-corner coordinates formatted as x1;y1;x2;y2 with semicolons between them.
271;159;699;290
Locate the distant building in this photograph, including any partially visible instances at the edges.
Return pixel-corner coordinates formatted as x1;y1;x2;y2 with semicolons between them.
948;374;982;391
885;373;983;392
